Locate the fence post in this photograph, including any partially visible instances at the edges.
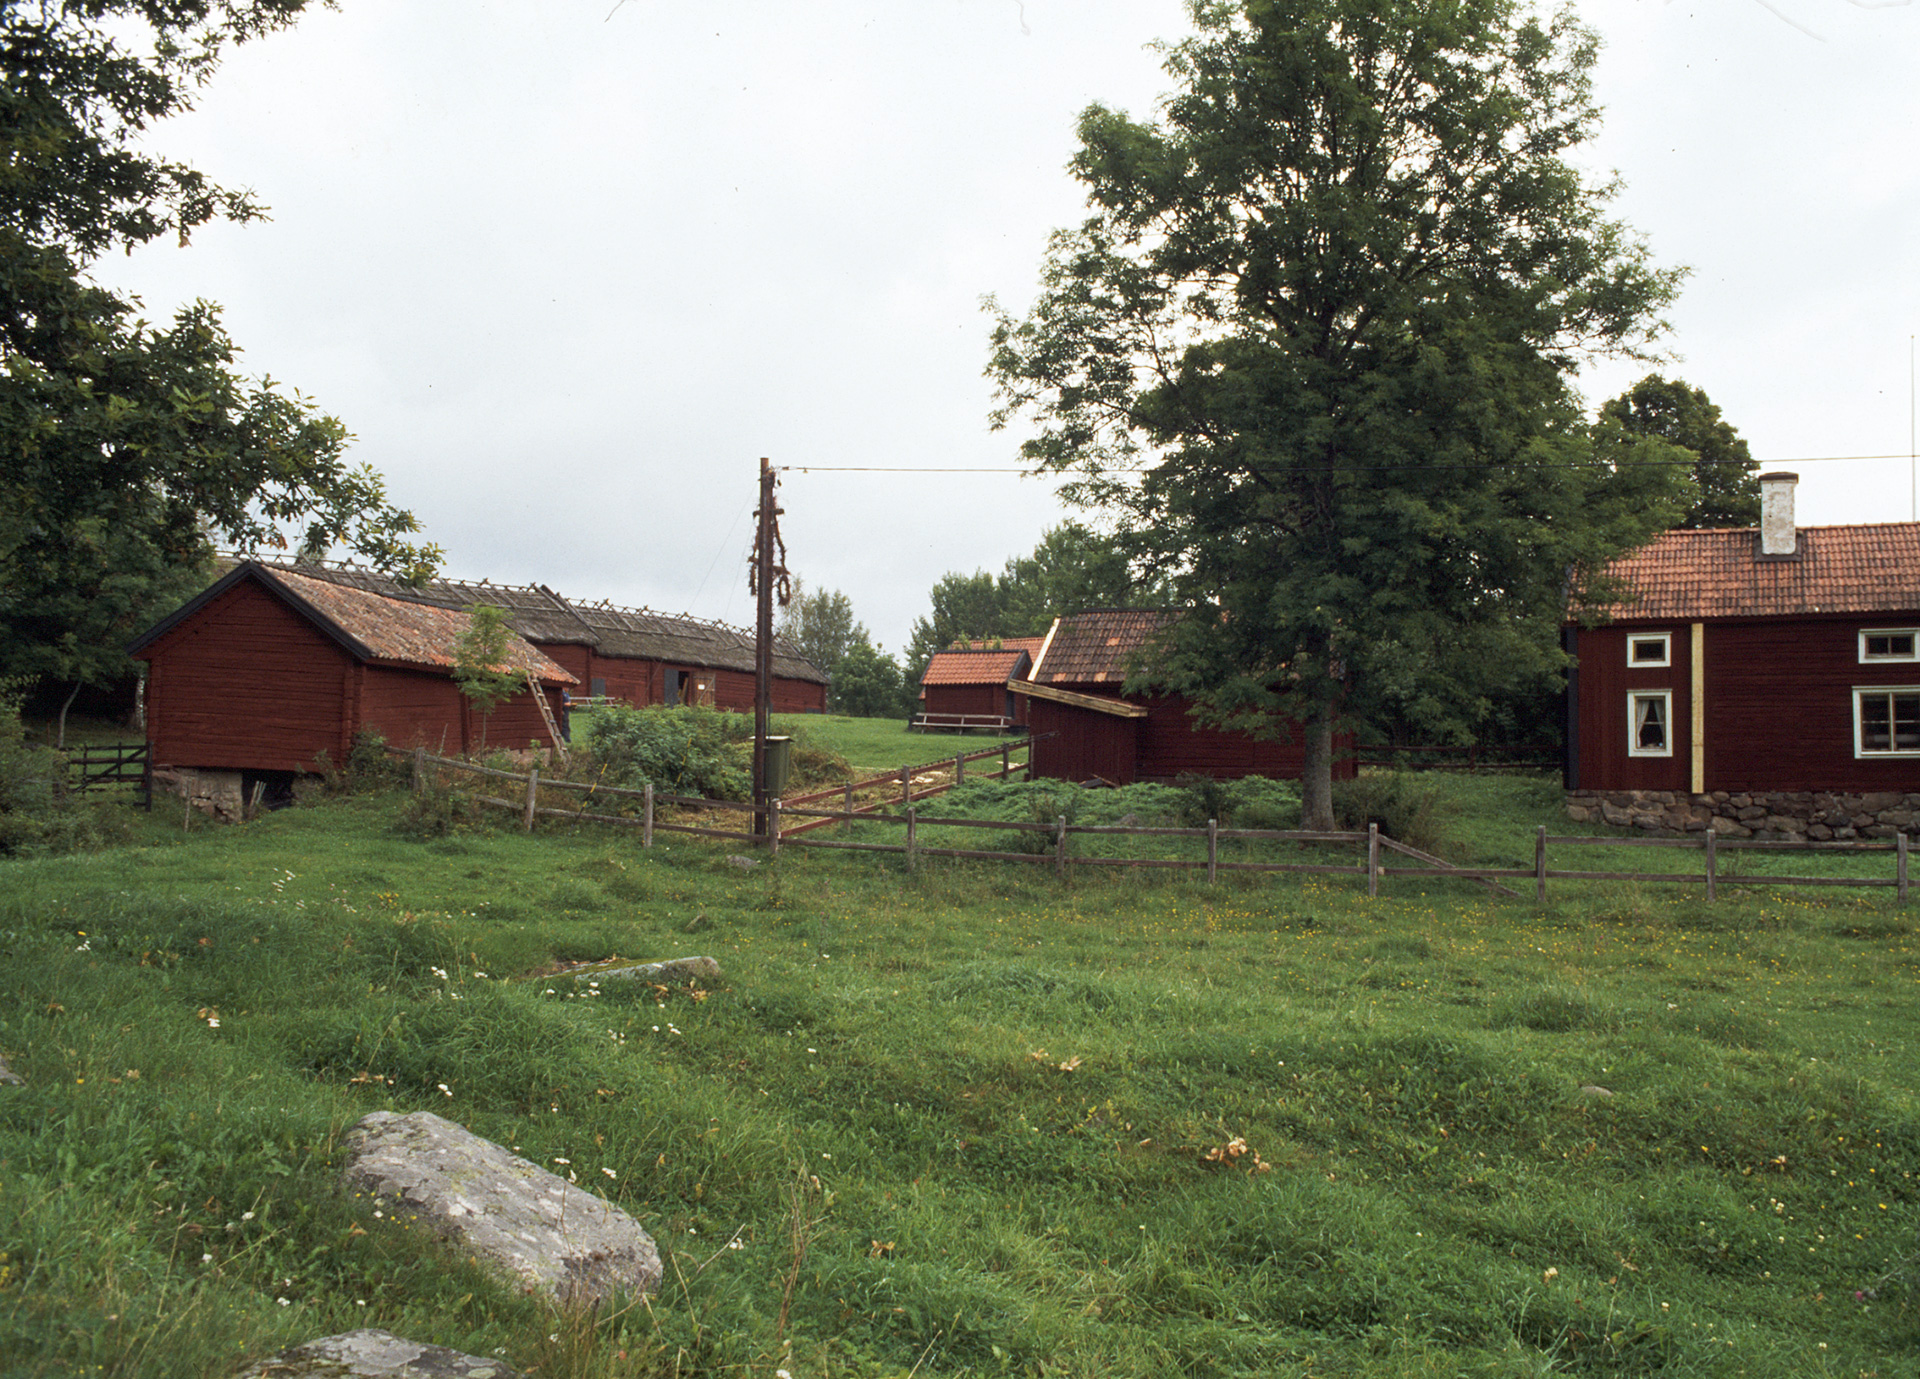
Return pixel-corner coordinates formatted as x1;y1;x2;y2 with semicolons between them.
954;753;964;787
1704;827;1717;902
1002;743;1010;780
1901;832;1910;905
843;781;854;835
900;765;911;808
769;799;781;858
643;782;654;849
523;765;539;833
1207;818;1218;885
906;807;917;870
1055;815;1068;881
1367;823;1379;898
1535;825;1547;905
413;746;426;794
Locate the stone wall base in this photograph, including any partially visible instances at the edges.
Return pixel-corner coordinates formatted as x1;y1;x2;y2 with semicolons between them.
152;767;244;823
1566;788;1920;841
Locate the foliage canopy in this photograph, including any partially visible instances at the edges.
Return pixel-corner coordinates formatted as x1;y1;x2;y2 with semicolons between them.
988;0;1687;825
0;1;439;694
1600;373;1760;529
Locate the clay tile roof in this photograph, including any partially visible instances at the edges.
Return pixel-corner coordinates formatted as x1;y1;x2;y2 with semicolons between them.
265;567;576;684
919;647;1032;687
1030;609;1176;685
1582;523;1920;622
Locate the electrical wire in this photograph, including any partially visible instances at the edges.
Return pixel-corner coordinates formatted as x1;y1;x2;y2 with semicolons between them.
782;451;1913;476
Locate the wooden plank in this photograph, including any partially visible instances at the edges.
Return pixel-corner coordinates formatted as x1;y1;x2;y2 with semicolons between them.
1011;680;1150;717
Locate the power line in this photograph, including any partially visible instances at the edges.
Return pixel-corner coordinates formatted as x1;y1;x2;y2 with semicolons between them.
785;452;1915;476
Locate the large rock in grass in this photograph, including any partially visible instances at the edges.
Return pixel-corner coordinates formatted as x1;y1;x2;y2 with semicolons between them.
340;1111;661;1306
231;1328;520;1377
589;955;722;984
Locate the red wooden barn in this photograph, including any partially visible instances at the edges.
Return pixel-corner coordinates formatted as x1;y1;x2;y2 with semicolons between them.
1016;610;1356;785
251;562;829;714
1567;472;1920;800
129;562;576;801
915;643;1039;730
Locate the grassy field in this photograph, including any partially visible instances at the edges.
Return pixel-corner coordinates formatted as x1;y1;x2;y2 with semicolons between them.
3;775;1918;1377
773;715;1023;777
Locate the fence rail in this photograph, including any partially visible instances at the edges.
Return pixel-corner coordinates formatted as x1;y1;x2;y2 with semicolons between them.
389;746;1912;903
66;742;150;805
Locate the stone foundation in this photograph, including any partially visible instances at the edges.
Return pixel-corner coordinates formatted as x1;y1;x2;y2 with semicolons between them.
151;767;245;822
1565;789;1920;841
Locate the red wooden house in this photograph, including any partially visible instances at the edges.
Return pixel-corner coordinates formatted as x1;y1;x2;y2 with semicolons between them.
1567;473;1920;829
1016;610;1356;785
915;643;1039;730
129;562;576;801
256;562;829;714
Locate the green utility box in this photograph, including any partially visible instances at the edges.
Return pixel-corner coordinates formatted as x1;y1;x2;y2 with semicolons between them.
762;735;793;796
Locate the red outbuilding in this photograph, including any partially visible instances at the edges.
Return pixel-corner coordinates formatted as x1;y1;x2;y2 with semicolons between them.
1567;473;1920;806
129;562;577;810
915;644;1037;731
1016;610;1355;785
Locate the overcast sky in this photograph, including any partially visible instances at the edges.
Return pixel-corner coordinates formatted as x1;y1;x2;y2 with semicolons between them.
110;0;1920;655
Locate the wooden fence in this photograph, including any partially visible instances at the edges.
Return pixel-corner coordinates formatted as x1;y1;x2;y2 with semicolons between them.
779;737;1040;838
66;742;150;806
1351;743;1561;771
383;746;1920;903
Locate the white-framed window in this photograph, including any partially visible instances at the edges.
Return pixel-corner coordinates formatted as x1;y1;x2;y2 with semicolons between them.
1854;687;1920;756
1627;690;1673;757
1627;632;1671;668
1859;629;1920;663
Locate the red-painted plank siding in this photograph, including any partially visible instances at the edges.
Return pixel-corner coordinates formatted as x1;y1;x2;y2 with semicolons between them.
142;579;355;772
924;683;1011;720
1576;616;1920;793
1573;625;1692;792
1029;700;1139;784
587;653;658;707
1705;616;1920;792
358;669;473;755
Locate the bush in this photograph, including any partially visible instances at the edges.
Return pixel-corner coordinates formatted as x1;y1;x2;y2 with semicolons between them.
579;705;753;800
1330;771;1451;854
0;685;122;855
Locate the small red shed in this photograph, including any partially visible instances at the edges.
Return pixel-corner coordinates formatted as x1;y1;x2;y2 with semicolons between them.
1016;610;1354;785
915;646;1035;730
1568;473;1920;801
129;562;576;785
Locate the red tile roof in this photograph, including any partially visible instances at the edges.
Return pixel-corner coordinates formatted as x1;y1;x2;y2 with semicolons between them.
1030;609;1176;685
1581;523;1920;622
266;567;577;684
920;647;1031;687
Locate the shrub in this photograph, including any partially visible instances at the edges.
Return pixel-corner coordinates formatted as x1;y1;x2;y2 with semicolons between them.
579;704;752;800
0;683;119;856
1330;770;1451;853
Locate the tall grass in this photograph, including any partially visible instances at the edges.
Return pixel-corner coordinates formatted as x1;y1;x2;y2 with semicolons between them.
0;785;1916;1375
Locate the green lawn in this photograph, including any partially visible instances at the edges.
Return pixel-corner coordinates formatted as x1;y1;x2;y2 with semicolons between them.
2;779;1917;1377
775;713;1025;777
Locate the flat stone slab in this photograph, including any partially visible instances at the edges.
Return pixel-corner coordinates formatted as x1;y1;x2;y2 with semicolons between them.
231;1328;520;1377
585;955;721;984
340;1112;660;1306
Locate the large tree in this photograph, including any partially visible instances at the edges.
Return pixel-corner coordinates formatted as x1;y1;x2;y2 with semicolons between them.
0;2;439;697
988;0;1688;828
1600;374;1759;529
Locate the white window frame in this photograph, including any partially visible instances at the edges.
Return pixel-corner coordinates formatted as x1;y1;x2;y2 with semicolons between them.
1627;689;1673;758
1853;686;1920;757
1626;632;1671;668
1858;629;1920;664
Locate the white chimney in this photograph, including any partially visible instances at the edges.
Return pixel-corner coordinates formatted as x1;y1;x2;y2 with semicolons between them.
1759;471;1798;557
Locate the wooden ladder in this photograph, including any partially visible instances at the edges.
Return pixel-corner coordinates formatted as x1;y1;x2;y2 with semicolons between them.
526;671;570;767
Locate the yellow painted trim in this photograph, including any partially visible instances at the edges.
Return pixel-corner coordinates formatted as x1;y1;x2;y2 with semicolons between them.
1029;617;1061;682
1690;621;1705;794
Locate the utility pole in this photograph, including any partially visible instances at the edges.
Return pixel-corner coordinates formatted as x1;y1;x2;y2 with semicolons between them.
752;457;777;840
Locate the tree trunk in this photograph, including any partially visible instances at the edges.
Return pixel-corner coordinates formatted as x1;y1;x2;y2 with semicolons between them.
56;679;82;750
1300;698;1337;832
